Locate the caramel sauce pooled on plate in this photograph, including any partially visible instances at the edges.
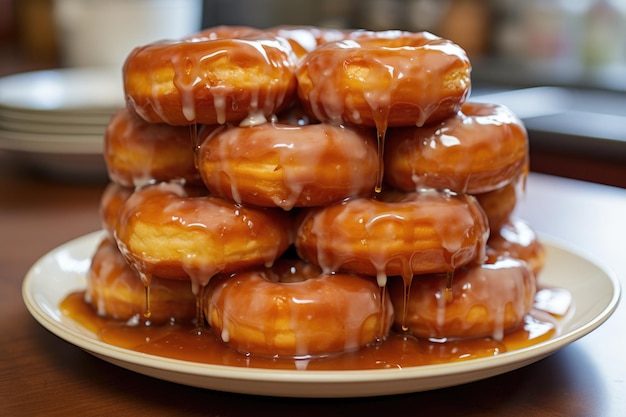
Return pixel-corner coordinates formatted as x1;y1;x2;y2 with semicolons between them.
60;287;569;370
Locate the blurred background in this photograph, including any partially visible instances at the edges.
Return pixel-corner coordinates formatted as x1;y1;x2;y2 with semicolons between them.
3;0;626;86
0;0;625;186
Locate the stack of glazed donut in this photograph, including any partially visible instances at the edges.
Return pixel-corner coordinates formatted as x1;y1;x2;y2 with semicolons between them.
91;25;546;359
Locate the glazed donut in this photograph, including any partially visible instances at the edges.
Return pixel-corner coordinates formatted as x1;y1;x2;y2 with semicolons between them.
296;30;471;129
99;182;133;241
100;181;209;241
295;189;489;285
86;239;196;323
205;259;393;357
474;179;521;232
186;25;262;41
384;102;529;195
123;31;297;126
487;218;546;276
388;255;536;340
115;181;293;290
104;107;201;187
268;25;349;59
274;101;314;126
197;121;379;210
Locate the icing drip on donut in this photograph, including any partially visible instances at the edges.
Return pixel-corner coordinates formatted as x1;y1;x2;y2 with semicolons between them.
193;286;205;331
142;285;152;320
375;130;386;193
445;270;454;303
189;123;200;168
239;112;268;127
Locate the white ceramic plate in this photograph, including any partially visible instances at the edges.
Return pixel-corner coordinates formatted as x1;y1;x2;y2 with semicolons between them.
0;106;115;125
0;68;119;179
0;128;106;181
0;117;109;136
0;126;106;180
0;68;123;111
22;231;620;398
0;129;102;153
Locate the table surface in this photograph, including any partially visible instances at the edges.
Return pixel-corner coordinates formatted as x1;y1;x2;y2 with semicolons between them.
1;151;625;417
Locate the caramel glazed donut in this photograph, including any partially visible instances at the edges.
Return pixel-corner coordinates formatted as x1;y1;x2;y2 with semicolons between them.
197;121;379;210
123;27;298;126
388;254;537;341
295;30;471;129
268;25;351;59
205;259;393;358
114;181;293;293
474;179;521;232
99;181;133;242
86;239;197;323
104;107;201;188
295;189;490;287
384;101;529;195
487;217;546;277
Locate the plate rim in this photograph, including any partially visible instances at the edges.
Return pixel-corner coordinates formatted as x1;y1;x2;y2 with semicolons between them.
22;230;621;396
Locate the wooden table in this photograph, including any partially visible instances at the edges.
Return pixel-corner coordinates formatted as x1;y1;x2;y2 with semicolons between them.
1;151;625;417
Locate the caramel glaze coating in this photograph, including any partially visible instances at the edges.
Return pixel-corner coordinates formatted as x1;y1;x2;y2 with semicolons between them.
474;178;521;232
185;25;262;41
388;255;536;340
86;239;196;323
104;107;201;187
296;30;471;129
197;121;379;210
268;25;350;59
205;259;393;357
99;182;133;241
384;102;529;195
487;217;546;277
295;190;489;287
123;32;298;126
115;182;293;292
100;181;209;243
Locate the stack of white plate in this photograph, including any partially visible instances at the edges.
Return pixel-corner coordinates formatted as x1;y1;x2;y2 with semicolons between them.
0;68;124;181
